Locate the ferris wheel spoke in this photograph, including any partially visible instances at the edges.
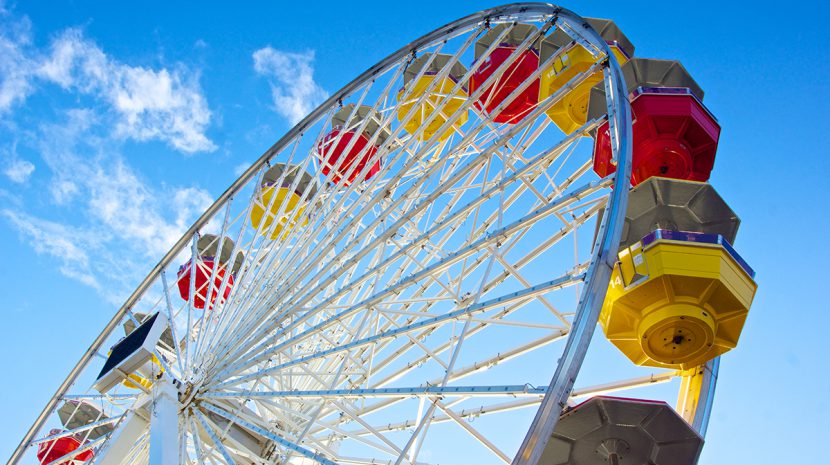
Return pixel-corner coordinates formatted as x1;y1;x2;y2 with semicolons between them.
211;174;602;382
280;313;377;461
220;251;580;388
208;385;548;401
201;402;341;465
322;330;566;425
192;201;240;362
320;399;407;460
434;400;511;464
569;371;680;402
183;232;202;373
298;250;572;392
321;396;544;442
337;261;567;389
247;400;347;457
258;394;404;459
211;270;580;391
193;410;242;465
218;132;544;364
377;312;450;369
346;296;559;395
160;270;187;374
211;38;600;356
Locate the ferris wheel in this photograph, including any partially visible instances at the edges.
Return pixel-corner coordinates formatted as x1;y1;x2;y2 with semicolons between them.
8;3;758;465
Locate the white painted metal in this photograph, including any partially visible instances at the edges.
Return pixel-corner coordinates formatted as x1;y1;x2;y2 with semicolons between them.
148;379;180;465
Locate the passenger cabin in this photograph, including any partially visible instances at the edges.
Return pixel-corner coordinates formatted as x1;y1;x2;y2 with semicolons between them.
539;18;634;135
470;23;542;124
318;104;390;185
589;58;720;186
250;164;317;240
177;234;243;310
397;54;469;142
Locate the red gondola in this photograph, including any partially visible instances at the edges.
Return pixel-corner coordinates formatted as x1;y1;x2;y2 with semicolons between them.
37;429;94;465
177;259;234;310
317;104;389;186
593;89;720;186
470;24;541;124
589;58;720;186
176;234;242;310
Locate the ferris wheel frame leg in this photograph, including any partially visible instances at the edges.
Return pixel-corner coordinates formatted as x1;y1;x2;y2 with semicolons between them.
149;377;181;465
677;357;720;436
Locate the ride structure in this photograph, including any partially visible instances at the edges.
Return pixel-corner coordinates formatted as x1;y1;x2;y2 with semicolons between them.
9;3;756;465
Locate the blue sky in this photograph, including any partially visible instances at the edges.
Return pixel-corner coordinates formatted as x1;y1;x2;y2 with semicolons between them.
1;0;828;463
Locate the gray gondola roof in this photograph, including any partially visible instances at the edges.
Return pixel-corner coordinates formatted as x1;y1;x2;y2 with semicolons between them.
58;400;114;440
540;396;703;465
261;163;318;199
587;58;704;121
619;177;740;250
474;23;541;59
196;234;244;275
540;17;634;62
403;54;468;85
332;104;392;146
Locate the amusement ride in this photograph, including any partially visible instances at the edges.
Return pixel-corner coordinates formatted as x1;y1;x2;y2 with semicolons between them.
8;3;757;465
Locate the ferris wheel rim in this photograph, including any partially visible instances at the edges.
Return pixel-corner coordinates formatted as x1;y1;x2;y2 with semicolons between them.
5;4;686;465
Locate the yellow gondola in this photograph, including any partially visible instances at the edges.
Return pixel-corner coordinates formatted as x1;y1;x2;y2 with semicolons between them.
538;18;634;134
397;54;468;142
250;164;317;240
600;230;756;370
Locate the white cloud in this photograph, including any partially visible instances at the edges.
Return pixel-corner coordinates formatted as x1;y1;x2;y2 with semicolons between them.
2;142;35;183
4;156;33;182
36;110;216;258
84;160;215;258
0;9;216;153
0;11;34;112
2;209;102;291
253;47;328;125
37;29;216;153
0;7;219;300
4;165;215;300
1;109;217;299
50;179;78;204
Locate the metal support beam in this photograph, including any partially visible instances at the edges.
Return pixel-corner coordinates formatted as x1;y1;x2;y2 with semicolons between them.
207;384;547;400
149;378;181;465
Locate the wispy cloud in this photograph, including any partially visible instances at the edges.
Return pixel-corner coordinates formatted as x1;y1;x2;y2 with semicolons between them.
0;11;34;112
39;29;216;153
0;12;216;153
2;109;216;301
253;47;328;125
2;142;35;183
0;6;219;301
37;109;216;258
3;209;102;291
4;157;33;183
